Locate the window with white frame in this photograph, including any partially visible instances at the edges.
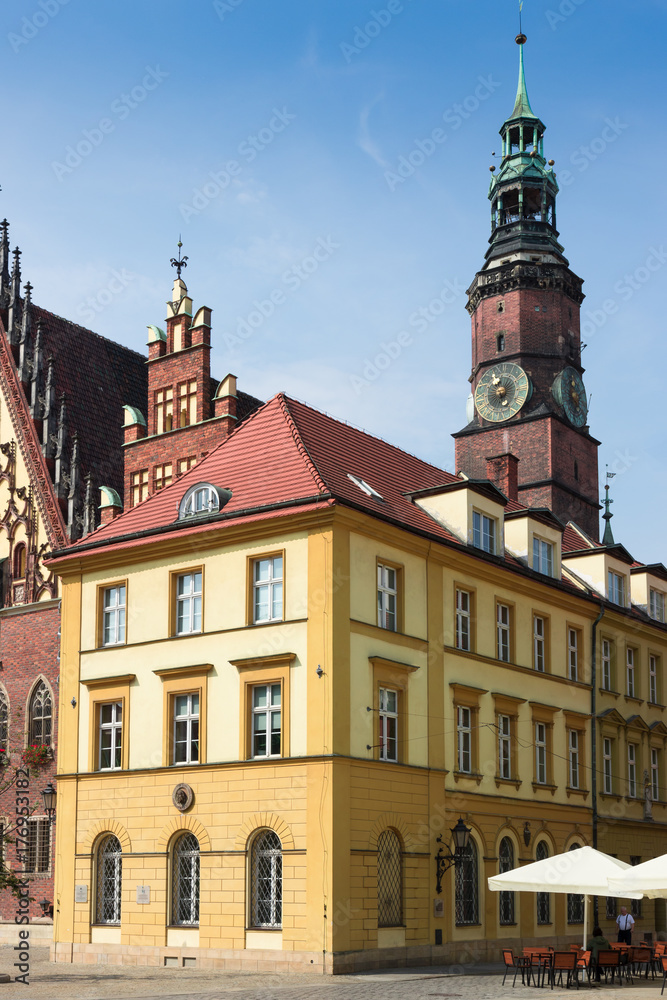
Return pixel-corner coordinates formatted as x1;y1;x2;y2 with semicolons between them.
652;748;660;803
473;511;495;554
498;714;511;779
628;743;637;798
533;615;545;672
102;585;126;646
535;722;547;785
603;737;613;795
253;556;283;623
250;830;282;929
455;589;471;651
252;683;281;758
533;537;554;576
650;589;665;623
24;818;50;873
175;571;202;635
173;693;199;765
98;702;122;771
179;483;222;519
457;706;472;773
379;688;398;762
602;639;612;691
377;564;398;631
650;655;659;704
626;648;636;698
608;570;625;606
96;834;122;924
568;730;580;789
497;604;510;662
568;629;579;682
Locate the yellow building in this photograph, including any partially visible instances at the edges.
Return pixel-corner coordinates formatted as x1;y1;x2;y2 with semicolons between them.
49;35;667;974
48;383;667;972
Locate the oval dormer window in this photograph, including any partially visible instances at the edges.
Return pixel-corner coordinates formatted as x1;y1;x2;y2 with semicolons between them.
178;483;231;520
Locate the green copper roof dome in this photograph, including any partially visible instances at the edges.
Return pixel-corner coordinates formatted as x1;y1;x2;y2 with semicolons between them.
509;34;537;121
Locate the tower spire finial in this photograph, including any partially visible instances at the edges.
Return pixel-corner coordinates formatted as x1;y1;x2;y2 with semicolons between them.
170;237;188;279
512;28;535;120
602;465;616;546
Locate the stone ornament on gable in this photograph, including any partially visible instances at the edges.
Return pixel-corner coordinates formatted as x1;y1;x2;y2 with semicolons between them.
172;783;194;813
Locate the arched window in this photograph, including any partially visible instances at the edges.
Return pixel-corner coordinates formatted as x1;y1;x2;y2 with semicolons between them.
178;483;231;520
567;843;584;923
172;833;200;926
377;829;402;928
0;690;8;753
536;841;551;924
498;837;515;925
29;682;52;747
13;544;26;580
250;830;282;929
455;838;479;926
96;835;122;924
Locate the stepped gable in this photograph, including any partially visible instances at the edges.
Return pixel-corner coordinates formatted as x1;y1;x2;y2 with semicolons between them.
33;305;147;498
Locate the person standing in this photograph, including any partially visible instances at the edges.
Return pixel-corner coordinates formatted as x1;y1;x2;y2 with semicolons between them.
616;906;635;944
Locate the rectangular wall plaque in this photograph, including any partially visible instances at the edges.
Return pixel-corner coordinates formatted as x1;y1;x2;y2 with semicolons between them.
74;884;88;903
136;885;150;905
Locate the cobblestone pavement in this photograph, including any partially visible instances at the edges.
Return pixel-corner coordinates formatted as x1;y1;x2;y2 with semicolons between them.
0;948;662;1000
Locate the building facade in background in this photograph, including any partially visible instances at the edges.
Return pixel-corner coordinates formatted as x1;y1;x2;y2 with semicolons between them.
0;218;146;926
47;36;667;973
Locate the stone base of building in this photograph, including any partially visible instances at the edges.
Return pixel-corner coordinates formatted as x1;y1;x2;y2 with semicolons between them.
51;932;592;974
0;921;52;945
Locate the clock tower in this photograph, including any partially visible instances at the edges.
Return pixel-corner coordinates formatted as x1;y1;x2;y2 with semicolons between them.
453;34;601;539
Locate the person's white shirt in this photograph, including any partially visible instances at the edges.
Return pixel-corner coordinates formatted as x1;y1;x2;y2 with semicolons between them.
616;912;635;931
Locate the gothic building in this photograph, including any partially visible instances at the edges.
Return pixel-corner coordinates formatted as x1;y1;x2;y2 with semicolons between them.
0;217;146;924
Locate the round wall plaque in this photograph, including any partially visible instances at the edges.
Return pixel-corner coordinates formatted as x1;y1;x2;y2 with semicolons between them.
172;783;194;812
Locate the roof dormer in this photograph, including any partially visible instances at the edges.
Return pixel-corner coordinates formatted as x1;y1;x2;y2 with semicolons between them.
630;563;667;623
504;507;564;579
562;541;634;608
407;478;507;555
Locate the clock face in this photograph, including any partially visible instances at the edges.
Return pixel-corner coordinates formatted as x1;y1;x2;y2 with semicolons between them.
474;362;532;422
552;367;588;427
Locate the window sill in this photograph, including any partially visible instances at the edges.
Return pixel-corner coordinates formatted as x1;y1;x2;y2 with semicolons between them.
97;642;127;650
599;688;620;698
495;776;522;790
172;631;203;640
452;770;483;785
247;618;285;629
91;923;120;928
648;701;666;709
455;922;481;928
532;782;557;795
626;695;644;705
167;924;199;930
566;786;589;799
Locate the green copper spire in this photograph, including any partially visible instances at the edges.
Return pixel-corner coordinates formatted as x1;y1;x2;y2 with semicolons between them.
510;35;537;121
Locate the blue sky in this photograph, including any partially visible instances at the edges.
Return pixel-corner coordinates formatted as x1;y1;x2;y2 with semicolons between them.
2;0;665;561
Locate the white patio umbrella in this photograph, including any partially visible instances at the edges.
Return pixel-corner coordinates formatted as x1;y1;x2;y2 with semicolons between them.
608;852;667;899
488;845;642;946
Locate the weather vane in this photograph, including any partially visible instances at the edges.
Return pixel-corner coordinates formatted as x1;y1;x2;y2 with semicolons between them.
170;237;188;279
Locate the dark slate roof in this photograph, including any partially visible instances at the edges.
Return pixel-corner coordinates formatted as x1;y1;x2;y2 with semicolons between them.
33;305;147;502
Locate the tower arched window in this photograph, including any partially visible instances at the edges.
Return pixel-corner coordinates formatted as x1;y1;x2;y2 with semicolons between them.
0;690;8;754
29;682;52;747
172;833;200;926
536;841;551;924
498;837;515;925
13;543;26;580
455;838;479;926
96;835;122;924
250;830;282;929
377;829;403;928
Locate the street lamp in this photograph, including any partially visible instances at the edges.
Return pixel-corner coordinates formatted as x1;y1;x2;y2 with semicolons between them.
435;817;471;894
41;782;56;823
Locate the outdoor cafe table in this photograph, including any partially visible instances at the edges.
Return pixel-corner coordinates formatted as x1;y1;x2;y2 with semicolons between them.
522;948;553;988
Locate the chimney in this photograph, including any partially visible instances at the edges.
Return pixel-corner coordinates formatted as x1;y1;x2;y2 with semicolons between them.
486;452;519;501
99;486;123;525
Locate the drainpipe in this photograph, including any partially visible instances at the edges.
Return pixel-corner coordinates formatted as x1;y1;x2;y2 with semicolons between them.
591;601;605;926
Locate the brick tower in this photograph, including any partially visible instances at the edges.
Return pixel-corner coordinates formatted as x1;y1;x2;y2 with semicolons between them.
453;34;600;539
